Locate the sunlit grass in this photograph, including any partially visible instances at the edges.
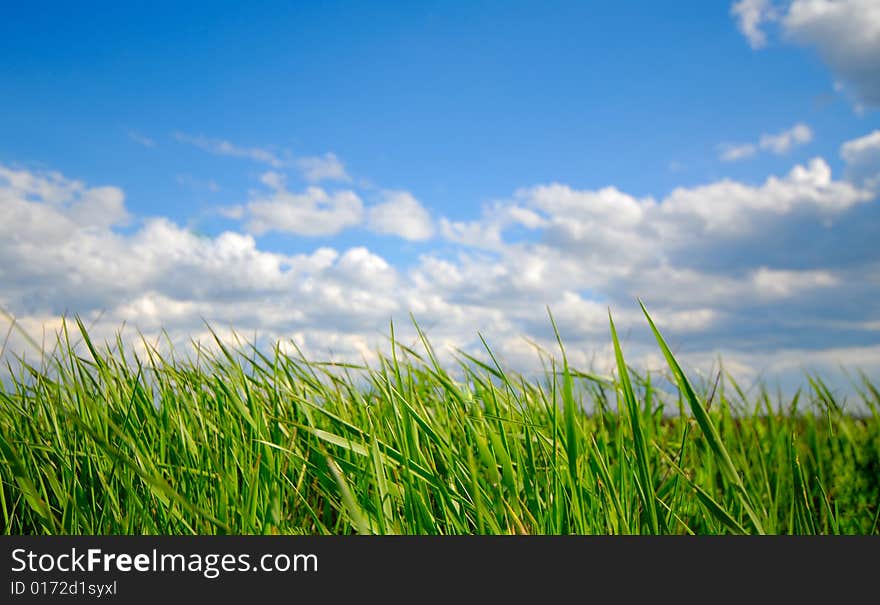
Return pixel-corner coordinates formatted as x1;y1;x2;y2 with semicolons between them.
1;306;878;535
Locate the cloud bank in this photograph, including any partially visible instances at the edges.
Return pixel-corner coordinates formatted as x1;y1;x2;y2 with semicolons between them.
2;131;879;398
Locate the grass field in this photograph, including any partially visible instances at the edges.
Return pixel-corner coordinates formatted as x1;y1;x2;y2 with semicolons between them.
1;305;878;535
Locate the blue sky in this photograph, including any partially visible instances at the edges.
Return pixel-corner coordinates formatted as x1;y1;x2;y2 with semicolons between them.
2;1;880;399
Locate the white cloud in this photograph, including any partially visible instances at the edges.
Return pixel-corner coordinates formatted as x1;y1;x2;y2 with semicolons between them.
783;1;880;105
0;165;85;204
841;129;880;190
841;129;880;162
333;247;398;291
439;217;506;250
68;186;130;230
731;0;776;49
367;191;434;241
662;158;870;233
259;171;285;189
0;165;130;231
175;132;286;167
720;143;758;162
296;152;350;183
525;184;648;226
2;147;879;399
243;172;363;236
758;123;814;153
439;201;547;250
424;152;875;330
733;0;880;107
749;266;838;299
720;123;813;161
0;164;396;352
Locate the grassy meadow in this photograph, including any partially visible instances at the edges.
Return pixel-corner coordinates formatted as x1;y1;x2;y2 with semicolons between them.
1;305;878;535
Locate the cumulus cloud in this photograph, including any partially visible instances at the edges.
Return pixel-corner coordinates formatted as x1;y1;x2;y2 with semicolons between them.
0;164;399;359
439;217;507;250
367;191;434;241
720;123;813;161
1;167;292;312
0;165;131;231
783;0;880;106
243;171;363;236
424;144;877;375
662;157;869;233
733;0;880;107
2;141;879;398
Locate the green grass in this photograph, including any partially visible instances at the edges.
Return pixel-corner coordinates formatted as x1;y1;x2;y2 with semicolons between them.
1;307;878;535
